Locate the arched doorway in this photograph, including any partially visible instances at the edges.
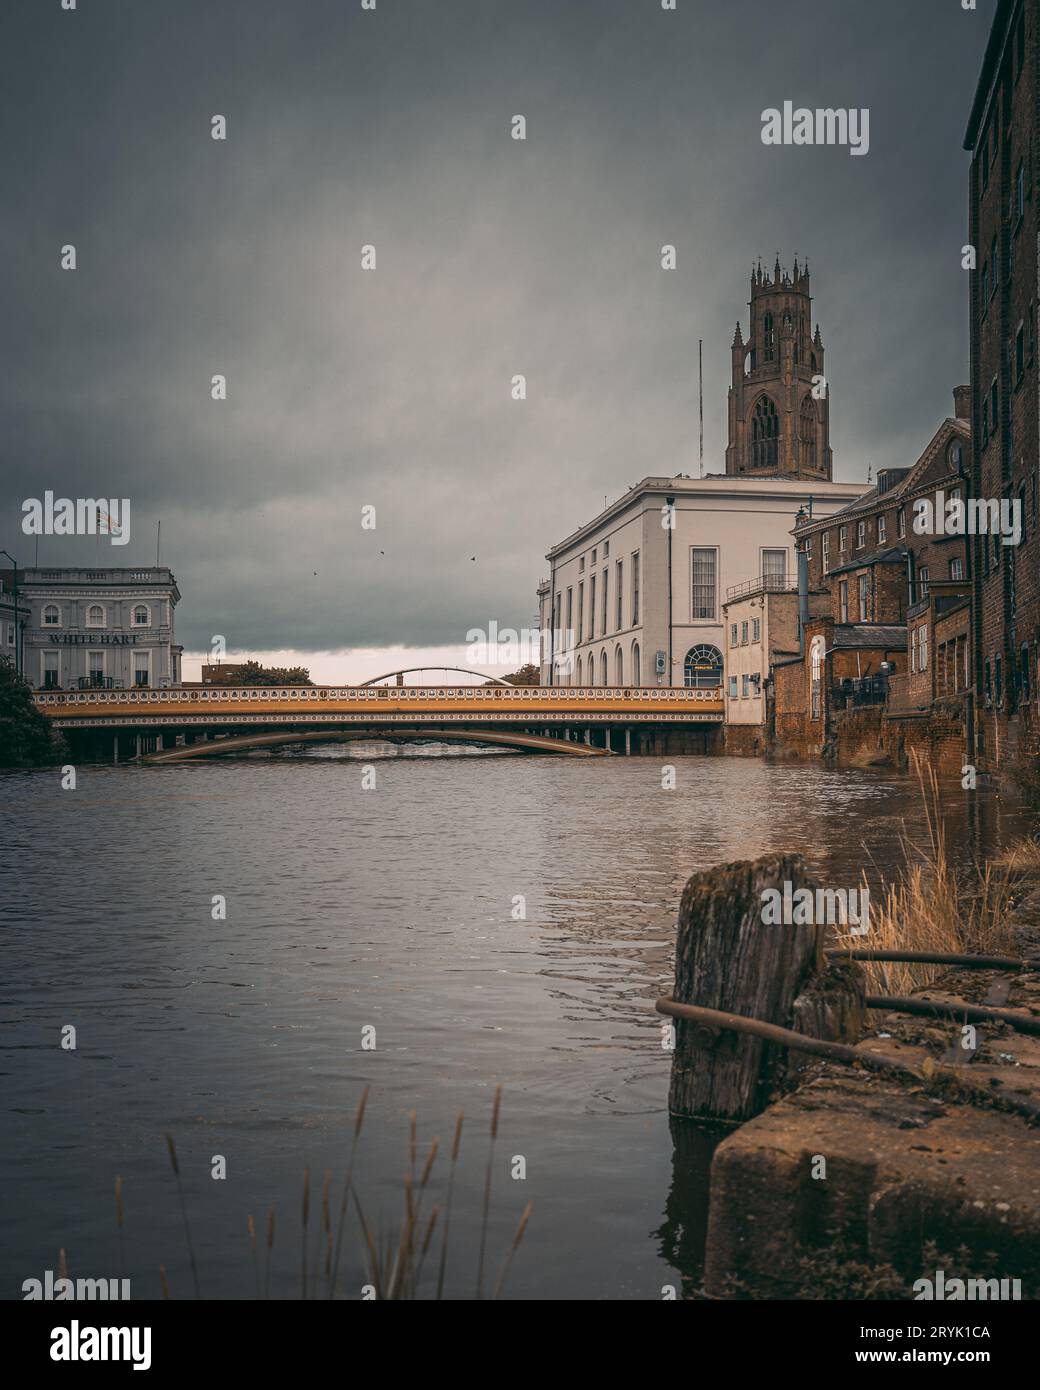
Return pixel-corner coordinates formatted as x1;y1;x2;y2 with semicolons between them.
683;644;724;688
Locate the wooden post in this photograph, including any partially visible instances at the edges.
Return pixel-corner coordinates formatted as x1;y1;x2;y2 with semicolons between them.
668;853;851;1123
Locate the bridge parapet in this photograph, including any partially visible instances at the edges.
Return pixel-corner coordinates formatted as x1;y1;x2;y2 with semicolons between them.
34;684;724;727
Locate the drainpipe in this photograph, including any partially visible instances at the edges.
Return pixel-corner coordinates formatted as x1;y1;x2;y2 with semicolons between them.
797;544;809;657
666;495;675;686
548;558;556;686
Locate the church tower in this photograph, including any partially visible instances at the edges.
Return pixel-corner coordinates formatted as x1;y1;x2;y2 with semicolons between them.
724;257;832;480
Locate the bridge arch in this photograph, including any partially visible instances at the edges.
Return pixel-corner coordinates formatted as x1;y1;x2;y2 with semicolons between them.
145;727;606;763
360;666;511;687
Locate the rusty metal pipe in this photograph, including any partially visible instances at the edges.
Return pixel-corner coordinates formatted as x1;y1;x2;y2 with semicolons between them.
865;994;1040;1036
826;948;1024;970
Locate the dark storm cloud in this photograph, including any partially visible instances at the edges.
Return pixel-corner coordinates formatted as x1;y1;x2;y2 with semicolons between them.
0;0;994;651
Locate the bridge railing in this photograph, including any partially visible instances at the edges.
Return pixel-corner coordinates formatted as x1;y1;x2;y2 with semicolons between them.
34;684;723;707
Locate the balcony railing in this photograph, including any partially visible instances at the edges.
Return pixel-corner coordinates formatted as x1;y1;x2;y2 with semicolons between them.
830;676;889;707
725;573;796;602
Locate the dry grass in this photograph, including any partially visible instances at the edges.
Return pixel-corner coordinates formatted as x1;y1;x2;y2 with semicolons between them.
993;836;1040;875
832;754;1017;997
131;1086;530;1300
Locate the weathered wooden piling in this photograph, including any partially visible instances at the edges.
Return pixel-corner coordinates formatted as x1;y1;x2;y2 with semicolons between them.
666;853;864;1122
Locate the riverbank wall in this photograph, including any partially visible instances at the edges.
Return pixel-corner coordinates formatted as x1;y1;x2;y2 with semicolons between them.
699;875;1040;1300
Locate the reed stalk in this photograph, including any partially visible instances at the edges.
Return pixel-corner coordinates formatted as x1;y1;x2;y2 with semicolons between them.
475;1084;502;1300
436;1112;464;1300
329;1085;369;1299
164;1134;200;1298
493;1201;533;1300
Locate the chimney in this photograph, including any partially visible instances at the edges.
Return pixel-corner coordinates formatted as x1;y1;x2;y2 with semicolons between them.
953;384;971;420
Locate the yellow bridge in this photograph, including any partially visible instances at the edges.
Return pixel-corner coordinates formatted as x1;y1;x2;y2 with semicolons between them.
34;684;724;760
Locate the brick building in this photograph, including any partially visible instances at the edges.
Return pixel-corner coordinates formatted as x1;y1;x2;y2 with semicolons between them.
773;394;972;766
964;0;1040;774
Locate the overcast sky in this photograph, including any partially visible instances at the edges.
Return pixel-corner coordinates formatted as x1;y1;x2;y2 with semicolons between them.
1;0;995;679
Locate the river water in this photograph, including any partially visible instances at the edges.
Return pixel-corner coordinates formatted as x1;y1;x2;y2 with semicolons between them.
0;749;1028;1300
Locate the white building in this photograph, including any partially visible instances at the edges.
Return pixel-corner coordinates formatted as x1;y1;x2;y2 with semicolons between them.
21;567;182;691
538;475;864;688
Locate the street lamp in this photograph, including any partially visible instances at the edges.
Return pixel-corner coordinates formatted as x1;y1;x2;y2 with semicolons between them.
0;549;20;678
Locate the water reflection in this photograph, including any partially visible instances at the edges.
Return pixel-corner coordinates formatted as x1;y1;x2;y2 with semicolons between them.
0;753;1028;1298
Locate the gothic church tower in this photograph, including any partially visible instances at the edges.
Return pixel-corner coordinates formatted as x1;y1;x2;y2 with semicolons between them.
724;257;832;480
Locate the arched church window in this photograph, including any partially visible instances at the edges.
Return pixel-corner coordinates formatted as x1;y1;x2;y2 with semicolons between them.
799;396;817;471
684;645;724;688
751;395;779;469
763;313;775;362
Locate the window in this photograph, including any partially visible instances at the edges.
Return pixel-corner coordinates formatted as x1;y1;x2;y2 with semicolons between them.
600;650;608;685
919;624;928;672
751;617;761;643
751;396;779;469
728;676;738;700
822;532;830;569
86;604;105;627
877;514;887;544
88;651;104;686
591;549;597;565
684;645;724;688
565;589;573;643
691;548;717;620
741;674;750;698
740;621;748;645
798;396;817;471
579;556;585;573
615;646;624;685
134;652;150;686
601;569;608;636
897;509;906;538
631;641;640;686
762;549;786;583
839;579;848;623
918;565;930;598
43;651;59;689
856;520;866;549
576;655;583;686
857;574;869;621
604;540;609;558
838;525;847;552
615;561;623;629
995;655;1003;706
810;636;824;720
132;604;150;627
730;623;738;647
631;552;640;625
588;576;596;640
5;622;12;646
43;604;60;626
762;313;775;362
950;557;964;581
577;584;584;642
